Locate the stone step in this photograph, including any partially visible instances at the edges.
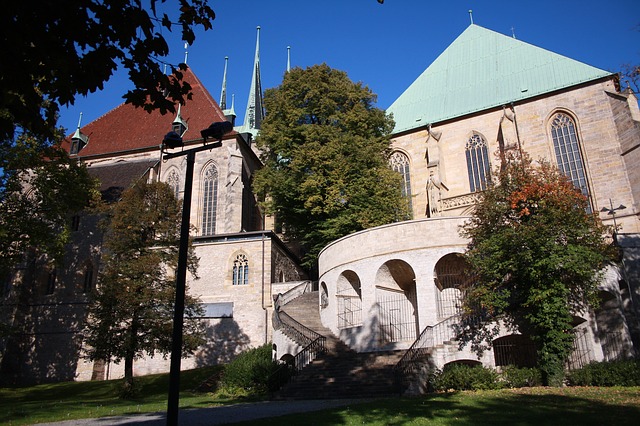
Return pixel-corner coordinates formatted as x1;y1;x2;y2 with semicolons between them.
274;291;405;399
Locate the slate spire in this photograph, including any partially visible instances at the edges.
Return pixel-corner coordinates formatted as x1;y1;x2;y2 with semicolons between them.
242;26;264;133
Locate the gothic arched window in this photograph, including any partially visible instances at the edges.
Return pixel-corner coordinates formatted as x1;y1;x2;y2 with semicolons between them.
167;169;180;198
390;151;413;213
550;113;591;205
83;262;94;294
202;164;218;236
232;254;249;286
465;133;490;192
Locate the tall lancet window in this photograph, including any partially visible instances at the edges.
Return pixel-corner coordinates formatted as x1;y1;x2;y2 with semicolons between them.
390;151;413;214
465;133;490;192
202;164;218;236
550;113;591;207
167;170;180;198
232;254;249;286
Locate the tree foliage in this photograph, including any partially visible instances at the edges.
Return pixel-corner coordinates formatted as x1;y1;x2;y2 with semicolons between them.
0;0;215;143
253;64;409;267
0;132;100;275
459;153;615;386
84;181;203;393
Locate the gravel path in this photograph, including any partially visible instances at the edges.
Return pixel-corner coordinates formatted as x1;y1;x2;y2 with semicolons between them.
38;399;374;425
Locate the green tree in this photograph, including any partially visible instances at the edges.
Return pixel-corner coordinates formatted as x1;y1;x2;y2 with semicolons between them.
0;0;215;144
253;64;409;268
459;153;614;386
84;181;203;394
0;131;100;276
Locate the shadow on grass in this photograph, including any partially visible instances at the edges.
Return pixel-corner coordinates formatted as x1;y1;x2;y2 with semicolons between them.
0;366;223;425
236;389;640;426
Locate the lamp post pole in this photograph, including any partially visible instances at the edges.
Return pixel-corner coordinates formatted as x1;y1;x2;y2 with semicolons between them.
166;149;195;426
163;121;232;426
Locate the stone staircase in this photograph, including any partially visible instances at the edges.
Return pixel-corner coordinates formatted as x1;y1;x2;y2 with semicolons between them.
275;291;405;399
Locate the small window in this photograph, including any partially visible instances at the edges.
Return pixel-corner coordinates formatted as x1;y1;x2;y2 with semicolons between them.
232;254;249;286
466;133;491;192
83;263;94;293
71;214;81;231
46;270;57;295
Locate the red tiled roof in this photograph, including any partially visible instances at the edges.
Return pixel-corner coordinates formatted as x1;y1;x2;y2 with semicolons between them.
64;67;229;158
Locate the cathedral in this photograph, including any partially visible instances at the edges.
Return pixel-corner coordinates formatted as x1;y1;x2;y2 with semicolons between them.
309;24;640;371
1;23;639;384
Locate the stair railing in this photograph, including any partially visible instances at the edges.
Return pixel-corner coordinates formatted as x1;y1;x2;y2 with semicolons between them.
394;312;485;379
270;281;326;391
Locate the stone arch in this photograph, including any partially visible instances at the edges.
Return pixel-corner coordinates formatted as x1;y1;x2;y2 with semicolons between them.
375;259;418;345
320;282;329;309
443;359;482;369
566;315;598;369
336;270;362;329
492;334;537;368
595;289;629;361
433;253;472;320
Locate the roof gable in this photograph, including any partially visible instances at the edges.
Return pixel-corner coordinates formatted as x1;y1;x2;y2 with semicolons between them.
65;67;229;157
388;24;613;134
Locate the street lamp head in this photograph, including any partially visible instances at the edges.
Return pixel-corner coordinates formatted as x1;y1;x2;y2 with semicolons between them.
200;121;233;142
162;131;184;149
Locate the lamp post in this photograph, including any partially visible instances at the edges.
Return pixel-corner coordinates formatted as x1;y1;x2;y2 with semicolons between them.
600;198;626;231
600;199;638;346
163;121;233;426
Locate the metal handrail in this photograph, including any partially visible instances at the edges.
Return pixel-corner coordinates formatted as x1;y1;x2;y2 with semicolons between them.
270;280;326;391
394;313;485;378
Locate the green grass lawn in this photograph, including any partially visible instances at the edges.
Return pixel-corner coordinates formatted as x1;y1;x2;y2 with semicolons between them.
1;370;639;426
237;387;640;426
0;365;255;425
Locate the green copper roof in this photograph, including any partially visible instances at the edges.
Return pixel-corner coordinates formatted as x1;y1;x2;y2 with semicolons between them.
388;24;613;134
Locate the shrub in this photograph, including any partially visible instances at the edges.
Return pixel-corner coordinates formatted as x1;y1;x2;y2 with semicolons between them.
219;344;281;394
566;359;640;387
432;363;501;391
499;366;543;388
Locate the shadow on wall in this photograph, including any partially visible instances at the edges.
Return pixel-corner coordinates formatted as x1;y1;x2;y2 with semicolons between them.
339;304;381;352
194;318;251;367
0;303;86;386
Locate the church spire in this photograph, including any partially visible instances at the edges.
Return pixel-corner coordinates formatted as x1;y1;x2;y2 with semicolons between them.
220;56;229;110
242;26;264;133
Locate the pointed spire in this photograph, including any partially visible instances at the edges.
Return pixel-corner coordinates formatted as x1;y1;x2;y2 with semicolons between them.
220;56;229;110
287;46;291;73
242;26;264;133
469;9;474;25
184;42;189;65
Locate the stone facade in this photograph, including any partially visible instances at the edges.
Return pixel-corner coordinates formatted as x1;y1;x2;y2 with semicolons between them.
312;30;640;370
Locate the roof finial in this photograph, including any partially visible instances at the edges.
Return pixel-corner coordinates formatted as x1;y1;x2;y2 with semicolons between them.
76;112;84;130
469;9;474;25
184;42;189;64
511;26;517;39
287;46;291;73
220;56;229;110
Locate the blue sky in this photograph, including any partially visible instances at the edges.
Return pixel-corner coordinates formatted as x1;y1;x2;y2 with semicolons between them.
58;0;640;134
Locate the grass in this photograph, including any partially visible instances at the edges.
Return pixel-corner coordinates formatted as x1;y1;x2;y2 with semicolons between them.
0;365;262;425
237;387;640;426
1;371;639;425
